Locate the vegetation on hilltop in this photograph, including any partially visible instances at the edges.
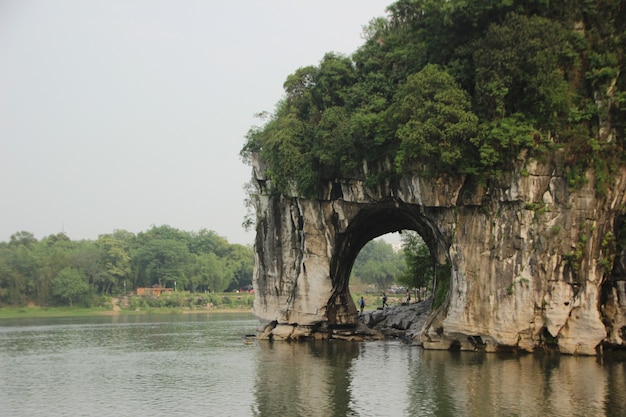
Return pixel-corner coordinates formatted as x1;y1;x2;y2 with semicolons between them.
241;0;625;197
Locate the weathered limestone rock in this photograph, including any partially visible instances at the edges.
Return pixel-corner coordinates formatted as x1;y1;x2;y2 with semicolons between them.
250;153;626;355
359;300;432;341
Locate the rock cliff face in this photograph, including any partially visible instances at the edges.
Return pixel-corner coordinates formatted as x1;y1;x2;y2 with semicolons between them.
250;153;626;355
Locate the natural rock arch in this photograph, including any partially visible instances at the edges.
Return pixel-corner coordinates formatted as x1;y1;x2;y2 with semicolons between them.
325;203;448;327
249;155;626;355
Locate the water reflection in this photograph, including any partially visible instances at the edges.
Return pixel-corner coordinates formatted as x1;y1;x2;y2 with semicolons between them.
253;341;360;417
251;340;626;417
407;350;626;417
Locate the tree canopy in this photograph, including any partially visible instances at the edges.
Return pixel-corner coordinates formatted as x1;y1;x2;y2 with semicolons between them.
242;0;626;196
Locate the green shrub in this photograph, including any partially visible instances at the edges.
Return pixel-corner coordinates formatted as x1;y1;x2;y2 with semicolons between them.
433;264;451;310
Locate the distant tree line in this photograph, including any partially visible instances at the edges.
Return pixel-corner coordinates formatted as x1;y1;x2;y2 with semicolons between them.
0;226;253;307
351;238;405;290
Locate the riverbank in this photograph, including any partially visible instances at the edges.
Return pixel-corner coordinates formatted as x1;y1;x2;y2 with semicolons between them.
0;291;256;320
0;305;254;320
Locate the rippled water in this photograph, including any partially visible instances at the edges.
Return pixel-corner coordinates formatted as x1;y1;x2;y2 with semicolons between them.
0;313;624;417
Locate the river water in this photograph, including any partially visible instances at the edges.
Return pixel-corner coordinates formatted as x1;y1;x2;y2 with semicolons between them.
0;313;624;417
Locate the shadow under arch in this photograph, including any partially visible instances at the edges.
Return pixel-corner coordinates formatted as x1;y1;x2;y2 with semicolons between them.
327;200;452;328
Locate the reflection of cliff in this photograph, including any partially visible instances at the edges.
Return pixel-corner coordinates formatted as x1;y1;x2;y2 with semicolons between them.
252;341;359;416
251;152;626;354
251;340;625;415
605;357;626;414
408;351;625;416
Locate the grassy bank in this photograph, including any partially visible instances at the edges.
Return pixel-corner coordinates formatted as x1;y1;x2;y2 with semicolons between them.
0;305;254;320
0;291;255;320
0;306;113;319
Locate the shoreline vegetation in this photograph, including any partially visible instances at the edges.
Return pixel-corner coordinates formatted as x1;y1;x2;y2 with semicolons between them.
0;292;256;320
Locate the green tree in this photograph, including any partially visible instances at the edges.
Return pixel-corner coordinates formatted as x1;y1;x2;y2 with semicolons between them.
32;233;76;305
224;244;254;292
52;267;89;306
399;232;433;290
133;238;190;289
0;246;34;305
393;64;479;174
473;13;574;125
95;235;131;295
283;65;318;120
9;231;38;248
70;241;106;298
188;229;230;257
195;252;231;293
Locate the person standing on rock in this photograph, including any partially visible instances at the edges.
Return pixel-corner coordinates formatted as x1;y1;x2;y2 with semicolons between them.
406;289;411;304
382;292;388;308
358;296;365;315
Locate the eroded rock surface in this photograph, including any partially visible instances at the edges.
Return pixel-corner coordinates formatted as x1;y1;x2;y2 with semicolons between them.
250;154;626;355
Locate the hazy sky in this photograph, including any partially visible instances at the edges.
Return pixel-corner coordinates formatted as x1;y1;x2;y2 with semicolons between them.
1;0;392;245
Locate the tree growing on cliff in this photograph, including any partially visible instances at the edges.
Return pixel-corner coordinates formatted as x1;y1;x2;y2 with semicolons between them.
393;64;479;174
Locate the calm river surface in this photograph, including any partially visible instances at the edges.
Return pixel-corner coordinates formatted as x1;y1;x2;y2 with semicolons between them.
1;313;625;417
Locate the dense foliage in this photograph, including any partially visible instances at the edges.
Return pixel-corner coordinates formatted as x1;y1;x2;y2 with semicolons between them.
242;0;626;196
0;227;253;307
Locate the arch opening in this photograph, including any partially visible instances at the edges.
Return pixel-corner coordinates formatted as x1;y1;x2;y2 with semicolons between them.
326;203;452;329
347;232;430;310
